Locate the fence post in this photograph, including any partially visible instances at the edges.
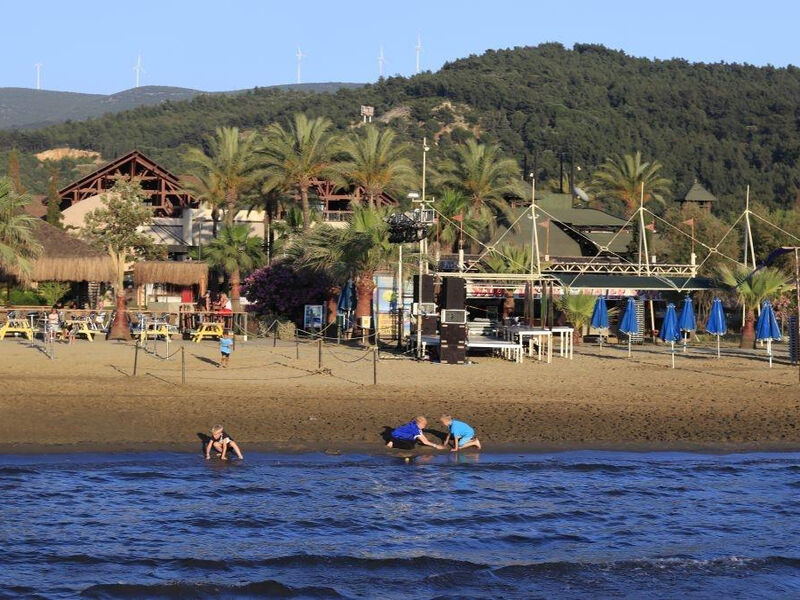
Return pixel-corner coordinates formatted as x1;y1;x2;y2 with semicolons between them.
295;331;300;359
181;345;186;385
373;348;378;385
133;341;139;376
318;338;323;370
273;323;278;347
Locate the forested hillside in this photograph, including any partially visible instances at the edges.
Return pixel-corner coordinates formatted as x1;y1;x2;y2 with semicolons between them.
3;43;800;216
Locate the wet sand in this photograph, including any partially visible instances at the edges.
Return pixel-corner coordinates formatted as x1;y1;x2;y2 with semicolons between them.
0;336;798;454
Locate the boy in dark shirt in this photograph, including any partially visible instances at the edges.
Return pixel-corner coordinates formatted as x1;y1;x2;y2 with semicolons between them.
205;424;244;460
386;416;443;450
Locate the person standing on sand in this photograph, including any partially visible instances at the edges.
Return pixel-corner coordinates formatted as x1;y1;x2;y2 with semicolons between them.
440;415;482;452
386;417;443;450
219;330;233;368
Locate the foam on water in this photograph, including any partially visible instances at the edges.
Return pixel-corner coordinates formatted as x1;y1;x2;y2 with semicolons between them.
1;451;800;599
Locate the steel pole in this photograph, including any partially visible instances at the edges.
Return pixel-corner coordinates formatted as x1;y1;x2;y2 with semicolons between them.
398;244;404;349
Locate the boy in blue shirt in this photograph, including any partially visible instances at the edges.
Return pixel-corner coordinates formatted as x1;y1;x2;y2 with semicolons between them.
386;416;443;450
219;330;233;368
440;415;482;452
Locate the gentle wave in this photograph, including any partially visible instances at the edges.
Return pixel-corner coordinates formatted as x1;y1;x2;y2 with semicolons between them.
81;580;345;599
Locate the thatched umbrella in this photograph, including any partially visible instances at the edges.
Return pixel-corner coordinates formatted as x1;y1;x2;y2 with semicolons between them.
1;220;116;286
133;261;208;296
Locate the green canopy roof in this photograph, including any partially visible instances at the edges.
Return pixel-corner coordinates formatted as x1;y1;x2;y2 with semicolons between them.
681;182;717;203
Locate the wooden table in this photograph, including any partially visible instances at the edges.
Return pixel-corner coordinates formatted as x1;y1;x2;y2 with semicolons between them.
501;326;553;363
192;322;224;343
0;318;34;340
138;322;174;342
467;336;523;363
64;319;96;341
550;326;574;359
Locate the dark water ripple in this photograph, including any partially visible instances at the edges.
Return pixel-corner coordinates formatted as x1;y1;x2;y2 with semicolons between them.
1;451;800;599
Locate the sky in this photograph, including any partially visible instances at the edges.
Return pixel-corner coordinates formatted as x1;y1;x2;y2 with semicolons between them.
4;0;800;94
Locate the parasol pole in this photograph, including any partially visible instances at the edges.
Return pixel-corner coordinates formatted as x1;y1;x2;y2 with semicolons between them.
671;341;675;369
628;333;632;357
717;334;721;359
768;339;773;368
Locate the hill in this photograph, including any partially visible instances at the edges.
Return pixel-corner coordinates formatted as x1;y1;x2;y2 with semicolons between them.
0;82;363;129
2;44;800;215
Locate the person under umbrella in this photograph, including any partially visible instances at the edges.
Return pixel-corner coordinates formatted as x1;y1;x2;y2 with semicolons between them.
755;299;781;368
678;296;697;354
705;298;727;359
590;296;609;348
619;297;639;358
659;303;681;369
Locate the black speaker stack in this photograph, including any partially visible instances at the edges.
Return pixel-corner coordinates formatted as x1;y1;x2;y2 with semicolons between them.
414;274;437;335
439;277;467;364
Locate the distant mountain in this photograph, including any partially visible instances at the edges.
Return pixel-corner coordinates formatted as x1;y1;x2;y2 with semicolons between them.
0;83;363;129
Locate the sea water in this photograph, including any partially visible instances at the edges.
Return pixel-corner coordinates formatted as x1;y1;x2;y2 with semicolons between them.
1;451;799;599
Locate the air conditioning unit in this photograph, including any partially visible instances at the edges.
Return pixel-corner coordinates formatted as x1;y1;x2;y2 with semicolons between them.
441;309;467;324
412;302;437;316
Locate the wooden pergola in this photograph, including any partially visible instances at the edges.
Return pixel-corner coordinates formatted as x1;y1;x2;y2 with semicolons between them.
58;150;196;217
133;261;208;295
1;220;116;285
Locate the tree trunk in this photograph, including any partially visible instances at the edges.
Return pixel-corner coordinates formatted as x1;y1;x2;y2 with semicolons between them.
108;292;130;340
354;272;375;345
211;209;219;238
263;204;272;262
300;187;311;231
368;193;375;209
224;191;237;228
326;287;339;328
231;267;242;313
740;307;756;349
502;290;515;319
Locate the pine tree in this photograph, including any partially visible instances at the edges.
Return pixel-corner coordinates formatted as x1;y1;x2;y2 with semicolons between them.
45;166;62;227
7;150;25;194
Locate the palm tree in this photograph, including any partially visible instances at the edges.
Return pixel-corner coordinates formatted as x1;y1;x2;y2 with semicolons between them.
432;188;490;255
0;177;41;285
435;139;524;222
556;292;602;345
183;126;260;230
589;151;671;216
181;171;225;238
259;114;335;230
204;224;265;312
293;205;393;339
333;125;416;208
717;265;788;348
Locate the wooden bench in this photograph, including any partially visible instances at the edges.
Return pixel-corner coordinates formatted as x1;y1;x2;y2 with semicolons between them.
191;322;224;343
0;318;34;340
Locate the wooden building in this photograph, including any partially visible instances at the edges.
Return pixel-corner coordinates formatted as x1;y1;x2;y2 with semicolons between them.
679;181;716;213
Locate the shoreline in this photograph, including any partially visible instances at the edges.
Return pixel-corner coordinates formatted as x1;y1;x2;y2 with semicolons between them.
2;339;799;456
4;440;800;457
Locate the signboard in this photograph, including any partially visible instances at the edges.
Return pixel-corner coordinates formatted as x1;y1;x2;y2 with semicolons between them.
303;304;324;330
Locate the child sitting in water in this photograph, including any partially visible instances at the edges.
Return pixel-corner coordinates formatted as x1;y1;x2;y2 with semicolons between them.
386;416;443;450
205;425;244;460
440;415;482;452
219;330;233;368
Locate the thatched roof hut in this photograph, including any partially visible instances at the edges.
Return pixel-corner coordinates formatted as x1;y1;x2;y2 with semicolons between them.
133;261;208;294
1;220;116;284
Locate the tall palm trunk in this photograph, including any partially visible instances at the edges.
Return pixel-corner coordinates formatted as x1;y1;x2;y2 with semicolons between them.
263;205;272;262
741;307;756;349
231;267;242;313
224;191;237;228
211;208;219;238
300;187;311;231
109;293;130;340
354;272;375;344
326;286;339;328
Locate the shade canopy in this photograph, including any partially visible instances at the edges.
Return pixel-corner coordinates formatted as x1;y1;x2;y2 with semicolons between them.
706;298;727;336
755;301;781;341
619;297;639;335
590;296;609;330
659;303;681;343
678;296;697;332
133;261;208;295
1;220;116;284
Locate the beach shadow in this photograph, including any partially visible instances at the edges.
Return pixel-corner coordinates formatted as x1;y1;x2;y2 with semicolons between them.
193;354;220;368
197;432;211;454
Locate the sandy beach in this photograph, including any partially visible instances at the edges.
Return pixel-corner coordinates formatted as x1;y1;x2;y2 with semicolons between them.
0;335;798;454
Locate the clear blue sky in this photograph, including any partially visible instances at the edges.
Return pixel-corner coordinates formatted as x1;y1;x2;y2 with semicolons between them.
5;0;799;94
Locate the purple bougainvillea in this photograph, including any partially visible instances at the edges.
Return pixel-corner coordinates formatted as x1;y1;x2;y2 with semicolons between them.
242;261;333;321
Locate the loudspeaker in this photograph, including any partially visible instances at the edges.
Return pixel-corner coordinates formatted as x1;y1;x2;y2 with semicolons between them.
414;274;435;303
422;315;438;335
439;345;466;364
440;277;466;309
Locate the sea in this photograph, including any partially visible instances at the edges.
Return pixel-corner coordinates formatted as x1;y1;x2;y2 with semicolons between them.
1;450;799;599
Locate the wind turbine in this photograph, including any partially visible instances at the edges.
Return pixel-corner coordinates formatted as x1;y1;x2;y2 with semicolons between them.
296;47;306;84
34;63;42;90
415;32;422;74
133;54;145;88
378;46;385;78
